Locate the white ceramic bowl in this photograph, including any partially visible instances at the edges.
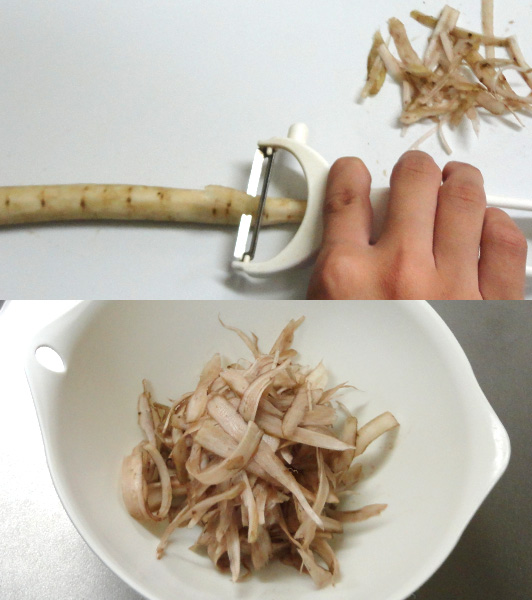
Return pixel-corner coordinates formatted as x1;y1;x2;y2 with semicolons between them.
25;301;510;600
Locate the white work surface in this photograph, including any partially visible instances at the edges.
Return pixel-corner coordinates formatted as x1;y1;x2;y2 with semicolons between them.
1;1;532;299
0;300;531;600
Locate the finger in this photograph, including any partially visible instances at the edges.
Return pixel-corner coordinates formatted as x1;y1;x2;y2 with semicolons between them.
320;157;373;249
379;151;441;252
478;207;528;299
433;161;486;283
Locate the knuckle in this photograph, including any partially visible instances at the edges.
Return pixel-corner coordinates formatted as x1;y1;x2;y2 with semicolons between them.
380;246;431;298
324;187;356;214
325;157;371;216
318;249;350;284
381;271;419;299
310;248;358;299
499;227;528;253
331;156;363;173
393;151;440;181
444;161;484;184
312;251;345;299
464;164;483;182
486;212;528;257
442;181;486;211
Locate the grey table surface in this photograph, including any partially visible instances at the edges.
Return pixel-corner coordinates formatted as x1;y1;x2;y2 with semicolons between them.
0;301;530;600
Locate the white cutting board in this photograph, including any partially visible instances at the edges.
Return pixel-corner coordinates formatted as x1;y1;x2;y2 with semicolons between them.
0;0;531;298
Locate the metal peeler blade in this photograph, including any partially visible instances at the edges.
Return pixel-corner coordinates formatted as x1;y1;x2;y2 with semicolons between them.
233;146;275;262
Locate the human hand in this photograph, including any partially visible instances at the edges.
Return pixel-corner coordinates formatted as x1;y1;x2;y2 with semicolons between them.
307;151;528;299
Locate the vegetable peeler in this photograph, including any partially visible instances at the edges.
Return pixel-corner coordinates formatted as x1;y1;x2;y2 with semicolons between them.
233;123;532;278
232;123;329;277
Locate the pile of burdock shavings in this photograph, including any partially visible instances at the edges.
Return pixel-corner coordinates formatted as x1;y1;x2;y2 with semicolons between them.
361;2;532;153
121;317;399;588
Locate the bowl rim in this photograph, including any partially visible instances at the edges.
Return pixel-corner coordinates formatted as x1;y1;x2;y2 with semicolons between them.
24;300;511;600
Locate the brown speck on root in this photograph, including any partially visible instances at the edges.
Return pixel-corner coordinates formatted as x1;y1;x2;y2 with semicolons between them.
80;199;86;209
212;208;217;216
126;196;132;204
40;199;46;207
5;197;10;207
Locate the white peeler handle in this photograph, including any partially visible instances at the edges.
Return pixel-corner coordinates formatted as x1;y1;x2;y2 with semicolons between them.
232;123;329;277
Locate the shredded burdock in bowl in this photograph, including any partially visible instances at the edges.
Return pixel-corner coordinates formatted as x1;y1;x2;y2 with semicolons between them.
121;317;399;588
361;2;532;153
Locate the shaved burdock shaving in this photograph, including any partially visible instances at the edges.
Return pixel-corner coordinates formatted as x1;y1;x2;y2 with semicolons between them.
361;2;532;153
121;318;399;588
